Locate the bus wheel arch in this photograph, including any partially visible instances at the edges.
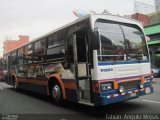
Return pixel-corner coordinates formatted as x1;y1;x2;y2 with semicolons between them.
48;76;66;103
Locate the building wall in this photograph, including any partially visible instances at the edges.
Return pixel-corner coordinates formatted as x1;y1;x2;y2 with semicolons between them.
131;8;160;67
148;12;160;25
131;13;149;26
144;24;160;45
144;23;160;67
3;35;29;54
131;11;160;26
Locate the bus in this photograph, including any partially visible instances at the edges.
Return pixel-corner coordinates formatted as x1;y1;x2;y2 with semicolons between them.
2;13;153;106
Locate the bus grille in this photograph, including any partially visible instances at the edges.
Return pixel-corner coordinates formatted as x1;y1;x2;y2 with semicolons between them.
118;80;141;91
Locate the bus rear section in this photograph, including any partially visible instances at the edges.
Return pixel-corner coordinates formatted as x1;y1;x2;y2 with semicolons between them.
90;17;153;106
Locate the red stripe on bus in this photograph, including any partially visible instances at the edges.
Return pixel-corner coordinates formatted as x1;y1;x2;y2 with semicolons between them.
63;83;77;90
18;79;48;86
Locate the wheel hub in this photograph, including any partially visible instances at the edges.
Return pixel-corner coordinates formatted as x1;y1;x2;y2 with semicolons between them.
52;85;61;101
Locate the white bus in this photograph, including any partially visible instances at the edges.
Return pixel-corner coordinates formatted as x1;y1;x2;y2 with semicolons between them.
3;13;153;106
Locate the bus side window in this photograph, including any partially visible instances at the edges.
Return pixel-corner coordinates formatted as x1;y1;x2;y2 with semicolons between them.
3;55;7;66
18;48;24;64
11;50;17;65
34;39;45;62
47;34;65;58
24;44;33;64
68;37;74;63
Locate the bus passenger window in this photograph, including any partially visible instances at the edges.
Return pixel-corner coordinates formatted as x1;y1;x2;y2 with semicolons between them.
24;44;33;64
18;48;24;64
34;39;45;62
3;55;7;66
11;50;17;65
48;35;54;48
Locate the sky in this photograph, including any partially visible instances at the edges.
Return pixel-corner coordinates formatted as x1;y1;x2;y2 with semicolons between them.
0;0;155;56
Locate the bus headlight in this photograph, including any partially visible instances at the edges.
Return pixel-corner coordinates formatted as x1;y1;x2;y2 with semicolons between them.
119;86;125;93
101;82;113;91
140;84;144;89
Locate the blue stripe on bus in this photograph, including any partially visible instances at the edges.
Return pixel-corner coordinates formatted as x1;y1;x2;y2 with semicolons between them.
98;60;149;66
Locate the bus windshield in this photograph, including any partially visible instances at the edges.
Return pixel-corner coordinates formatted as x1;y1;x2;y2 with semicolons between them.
95;19;149;63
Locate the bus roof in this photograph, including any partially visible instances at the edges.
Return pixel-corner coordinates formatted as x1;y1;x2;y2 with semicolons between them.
4;13;143;55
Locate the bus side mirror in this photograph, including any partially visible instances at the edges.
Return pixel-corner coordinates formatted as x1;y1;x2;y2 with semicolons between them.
90;28;100;50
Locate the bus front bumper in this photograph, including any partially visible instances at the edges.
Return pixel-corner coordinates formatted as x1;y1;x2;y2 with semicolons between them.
93;84;153;106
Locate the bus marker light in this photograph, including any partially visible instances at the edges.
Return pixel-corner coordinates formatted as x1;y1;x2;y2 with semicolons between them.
140;84;144;89
119;86;124;93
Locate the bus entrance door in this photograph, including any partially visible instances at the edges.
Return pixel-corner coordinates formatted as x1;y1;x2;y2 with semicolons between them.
72;33;92;105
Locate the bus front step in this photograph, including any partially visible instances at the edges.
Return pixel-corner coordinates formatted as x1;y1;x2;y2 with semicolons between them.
79;89;90;100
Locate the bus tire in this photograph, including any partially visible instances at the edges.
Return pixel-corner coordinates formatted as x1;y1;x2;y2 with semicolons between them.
51;81;63;104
